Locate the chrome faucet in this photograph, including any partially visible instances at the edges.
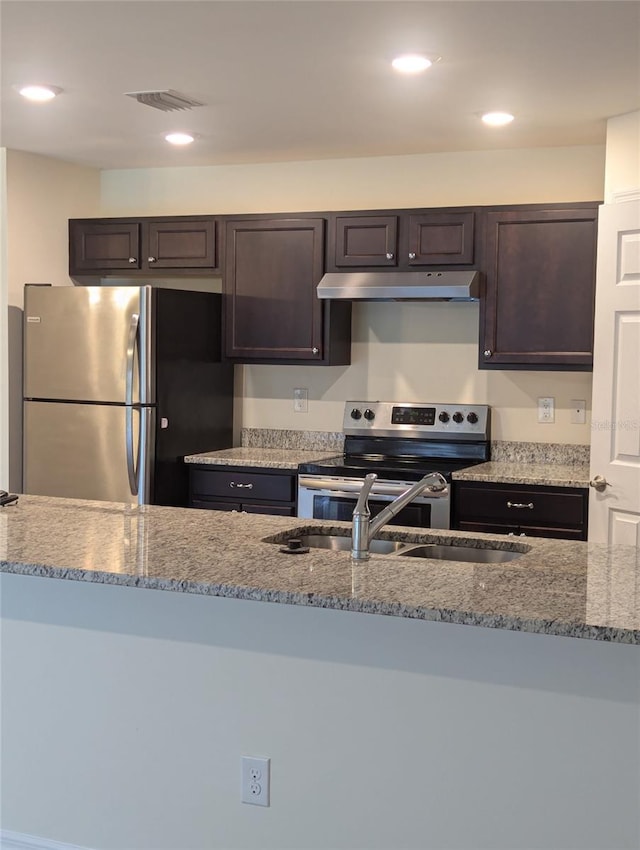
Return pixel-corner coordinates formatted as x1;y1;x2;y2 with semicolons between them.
351;472;448;560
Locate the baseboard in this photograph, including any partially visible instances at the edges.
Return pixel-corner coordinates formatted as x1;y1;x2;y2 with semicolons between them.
0;830;93;850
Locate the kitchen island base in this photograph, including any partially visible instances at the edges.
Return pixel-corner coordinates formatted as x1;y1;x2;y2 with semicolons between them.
2;572;638;850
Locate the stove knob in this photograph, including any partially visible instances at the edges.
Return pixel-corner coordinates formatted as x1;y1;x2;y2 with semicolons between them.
363;408;375;421
350;408;362;420
438;411;450;423
452;412;464;423
467;412;479;424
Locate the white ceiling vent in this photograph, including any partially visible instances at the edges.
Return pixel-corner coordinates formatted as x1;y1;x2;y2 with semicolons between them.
125;90;205;112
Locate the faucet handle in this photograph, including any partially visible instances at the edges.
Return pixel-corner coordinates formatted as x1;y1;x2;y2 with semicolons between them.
353;473;377;517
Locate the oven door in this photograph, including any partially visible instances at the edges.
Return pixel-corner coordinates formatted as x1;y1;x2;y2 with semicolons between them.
297;475;450;529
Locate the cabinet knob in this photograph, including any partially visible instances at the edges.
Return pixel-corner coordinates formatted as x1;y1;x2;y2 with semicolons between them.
507;501;534;510
312;347;319;354
385;252;394;260
230;481;253;489
128;257;137;264
589;475;611;492
484;349;492;357
408;252;416;260
148;256;156;263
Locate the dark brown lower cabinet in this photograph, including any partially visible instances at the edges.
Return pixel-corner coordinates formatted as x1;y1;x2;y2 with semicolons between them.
452;481;588;540
480;204;599;370
189;465;297;516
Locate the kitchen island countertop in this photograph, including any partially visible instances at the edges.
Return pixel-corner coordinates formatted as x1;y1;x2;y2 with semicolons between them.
1;495;637;644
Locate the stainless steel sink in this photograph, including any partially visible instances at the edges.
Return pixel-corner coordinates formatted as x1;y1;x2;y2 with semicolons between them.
286;534;407;555
397;544;522;563
269;531;525;562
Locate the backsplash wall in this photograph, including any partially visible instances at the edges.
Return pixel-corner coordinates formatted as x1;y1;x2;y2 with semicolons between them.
240;300;593;443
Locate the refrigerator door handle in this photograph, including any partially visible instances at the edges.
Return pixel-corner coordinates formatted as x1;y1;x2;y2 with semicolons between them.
125;313;140;406
126;407;139;496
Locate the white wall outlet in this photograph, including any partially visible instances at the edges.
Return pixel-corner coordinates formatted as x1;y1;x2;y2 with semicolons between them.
293;387;308;413
241;756;270;806
537;397;555;423
570;399;587;424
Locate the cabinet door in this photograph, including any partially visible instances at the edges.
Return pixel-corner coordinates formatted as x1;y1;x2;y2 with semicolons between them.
334;215;398;267
69;221;141;272
146;219;216;269
224;218;325;361
407;212;475;265
481;207;598;369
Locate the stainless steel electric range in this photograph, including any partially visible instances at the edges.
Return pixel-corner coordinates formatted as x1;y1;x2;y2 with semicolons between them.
297;401;491;530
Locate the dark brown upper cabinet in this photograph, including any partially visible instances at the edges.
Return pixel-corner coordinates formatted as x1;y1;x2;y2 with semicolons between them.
69;216;218;275
329;208;476;271
223;216;351;365
407;212;475;265
480;204;599;371
334;215;399;267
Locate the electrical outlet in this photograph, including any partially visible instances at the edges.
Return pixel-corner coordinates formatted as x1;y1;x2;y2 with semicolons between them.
293;387;308;413
570;399;587;424
241;756;270;806
537;397;555;423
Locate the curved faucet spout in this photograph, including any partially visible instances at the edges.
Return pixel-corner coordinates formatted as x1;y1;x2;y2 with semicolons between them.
351;471;448;560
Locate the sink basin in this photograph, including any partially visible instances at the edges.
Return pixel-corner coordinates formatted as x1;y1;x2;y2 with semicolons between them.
266;529;526;562
397;544;523;563
286;534;407;555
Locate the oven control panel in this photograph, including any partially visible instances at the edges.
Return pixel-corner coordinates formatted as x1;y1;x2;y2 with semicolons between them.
344;401;490;440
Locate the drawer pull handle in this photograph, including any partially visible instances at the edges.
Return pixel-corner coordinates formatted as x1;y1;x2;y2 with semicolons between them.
507;501;534;509
230;482;253;489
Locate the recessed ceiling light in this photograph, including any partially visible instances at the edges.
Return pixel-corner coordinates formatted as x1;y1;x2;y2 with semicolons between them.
482;111;515;127
18;84;62;102
164;132;195;146
391;54;433;73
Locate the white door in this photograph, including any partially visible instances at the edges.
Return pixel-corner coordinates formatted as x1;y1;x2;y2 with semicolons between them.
589;197;640;544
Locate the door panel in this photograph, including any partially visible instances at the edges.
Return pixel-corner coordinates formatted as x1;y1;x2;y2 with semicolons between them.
589;199;640;544
23;285;153;404
23;401;154;504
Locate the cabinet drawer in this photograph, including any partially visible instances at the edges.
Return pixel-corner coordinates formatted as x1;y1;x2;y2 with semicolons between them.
457;520;585;541
456;483;586;527
190;468;294;502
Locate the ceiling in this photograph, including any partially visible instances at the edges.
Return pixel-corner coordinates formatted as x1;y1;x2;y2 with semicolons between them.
1;0;639;171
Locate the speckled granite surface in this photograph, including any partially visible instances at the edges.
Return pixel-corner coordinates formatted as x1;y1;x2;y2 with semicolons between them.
241;428;344;451
1;496;638;644
184;447;339;469
453;461;591;488
491;441;590;465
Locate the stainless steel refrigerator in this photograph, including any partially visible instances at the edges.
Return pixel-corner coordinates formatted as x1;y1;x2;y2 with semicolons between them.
23;284;234;505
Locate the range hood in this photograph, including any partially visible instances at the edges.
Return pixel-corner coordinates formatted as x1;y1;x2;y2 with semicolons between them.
317;270;480;302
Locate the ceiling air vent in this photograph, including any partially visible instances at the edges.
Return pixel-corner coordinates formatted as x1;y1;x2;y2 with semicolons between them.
125;90;205;113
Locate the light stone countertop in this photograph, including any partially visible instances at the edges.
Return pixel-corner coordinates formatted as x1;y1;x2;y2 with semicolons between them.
1;496;638;644
453;461;591;488
184;447;340;470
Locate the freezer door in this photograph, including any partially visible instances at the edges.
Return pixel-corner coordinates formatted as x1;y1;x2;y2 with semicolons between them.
23;285;154;404
24;401;155;504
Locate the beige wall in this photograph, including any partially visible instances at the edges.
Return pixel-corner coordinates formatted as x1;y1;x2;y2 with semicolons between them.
101;145;604;444
0;149;8;489
604;110;640;202
4;151;100;489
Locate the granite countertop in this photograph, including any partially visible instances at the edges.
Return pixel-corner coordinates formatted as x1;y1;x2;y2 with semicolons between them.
184;447;339;470
1;496;638;644
453;461;591;488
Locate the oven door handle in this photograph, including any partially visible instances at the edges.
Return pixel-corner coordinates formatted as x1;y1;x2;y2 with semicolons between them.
298;476;448;498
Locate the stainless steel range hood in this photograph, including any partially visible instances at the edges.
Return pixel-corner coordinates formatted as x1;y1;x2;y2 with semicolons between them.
317;270;480;302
